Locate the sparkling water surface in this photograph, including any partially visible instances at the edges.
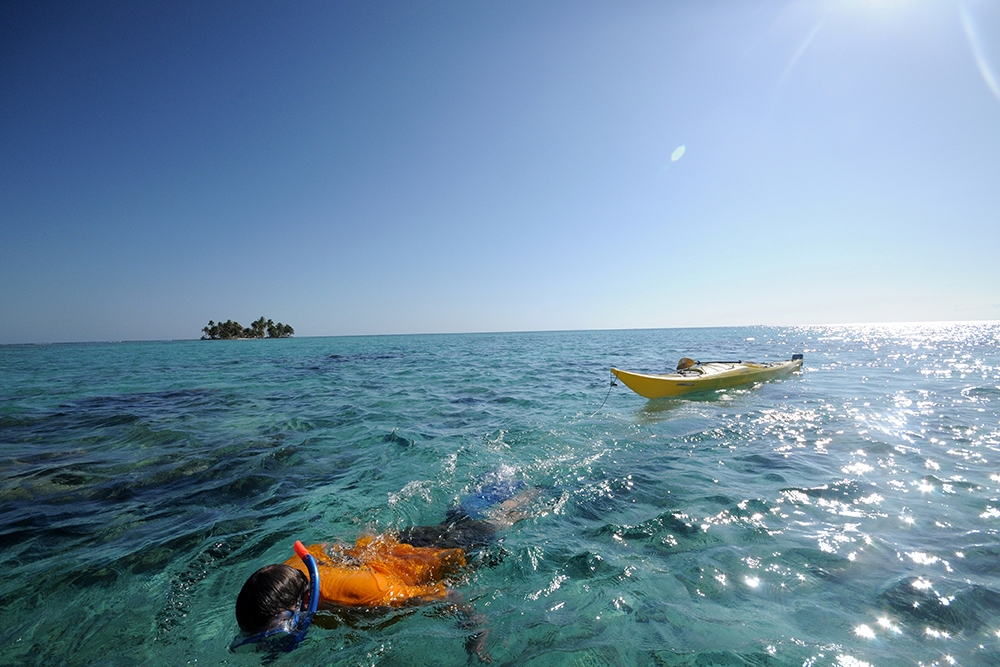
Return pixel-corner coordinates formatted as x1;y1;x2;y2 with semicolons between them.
2;324;999;667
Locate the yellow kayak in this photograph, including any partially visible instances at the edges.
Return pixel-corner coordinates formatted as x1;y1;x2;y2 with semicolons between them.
611;354;803;399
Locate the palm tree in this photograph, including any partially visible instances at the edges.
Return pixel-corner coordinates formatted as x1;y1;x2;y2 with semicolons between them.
200;317;293;339
201;320;218;339
250;317;267;338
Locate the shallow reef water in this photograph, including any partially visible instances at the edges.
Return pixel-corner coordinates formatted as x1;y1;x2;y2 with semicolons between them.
1;323;999;666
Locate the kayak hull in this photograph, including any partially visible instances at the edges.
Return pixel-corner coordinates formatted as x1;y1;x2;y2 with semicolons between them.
610;357;802;399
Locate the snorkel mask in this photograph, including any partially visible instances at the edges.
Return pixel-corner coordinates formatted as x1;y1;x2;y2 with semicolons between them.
231;541;321;653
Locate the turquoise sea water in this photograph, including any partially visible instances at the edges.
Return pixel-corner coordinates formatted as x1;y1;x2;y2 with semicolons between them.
2;324;1000;667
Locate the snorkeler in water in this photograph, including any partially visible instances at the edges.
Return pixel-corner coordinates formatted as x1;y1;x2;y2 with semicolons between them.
233;473;544;661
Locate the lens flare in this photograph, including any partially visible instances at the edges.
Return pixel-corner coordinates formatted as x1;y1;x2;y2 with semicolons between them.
961;4;1000;104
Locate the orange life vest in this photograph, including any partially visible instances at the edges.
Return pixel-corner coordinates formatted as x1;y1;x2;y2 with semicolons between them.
284;535;466;607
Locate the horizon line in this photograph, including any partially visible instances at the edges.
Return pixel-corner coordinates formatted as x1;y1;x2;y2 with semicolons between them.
3;318;999;347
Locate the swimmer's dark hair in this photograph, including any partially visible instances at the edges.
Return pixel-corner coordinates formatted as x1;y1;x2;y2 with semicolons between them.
235;564;309;634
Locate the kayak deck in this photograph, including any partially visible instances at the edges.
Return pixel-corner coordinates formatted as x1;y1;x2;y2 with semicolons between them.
611;356;802;399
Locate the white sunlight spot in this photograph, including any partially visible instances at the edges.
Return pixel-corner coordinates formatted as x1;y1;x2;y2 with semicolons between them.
840;0;907;8
907;551;939;566
745;575;761;588
878;616;902;634
671;145;686;162
961;3;1000;105
836;655;873;667
855;624;876;639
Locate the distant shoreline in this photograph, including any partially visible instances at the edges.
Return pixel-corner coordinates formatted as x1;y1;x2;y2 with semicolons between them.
3;320;999;347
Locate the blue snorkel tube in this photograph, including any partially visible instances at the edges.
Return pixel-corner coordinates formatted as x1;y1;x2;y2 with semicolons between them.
289;540;320;644
230;540;321;653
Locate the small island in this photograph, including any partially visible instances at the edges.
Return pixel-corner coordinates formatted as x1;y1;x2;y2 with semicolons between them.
201;317;294;340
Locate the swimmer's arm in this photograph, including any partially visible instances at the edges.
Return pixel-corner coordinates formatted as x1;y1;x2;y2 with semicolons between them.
442;590;491;664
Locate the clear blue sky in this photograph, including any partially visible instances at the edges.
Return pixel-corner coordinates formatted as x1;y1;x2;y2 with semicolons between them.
2;1;998;344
